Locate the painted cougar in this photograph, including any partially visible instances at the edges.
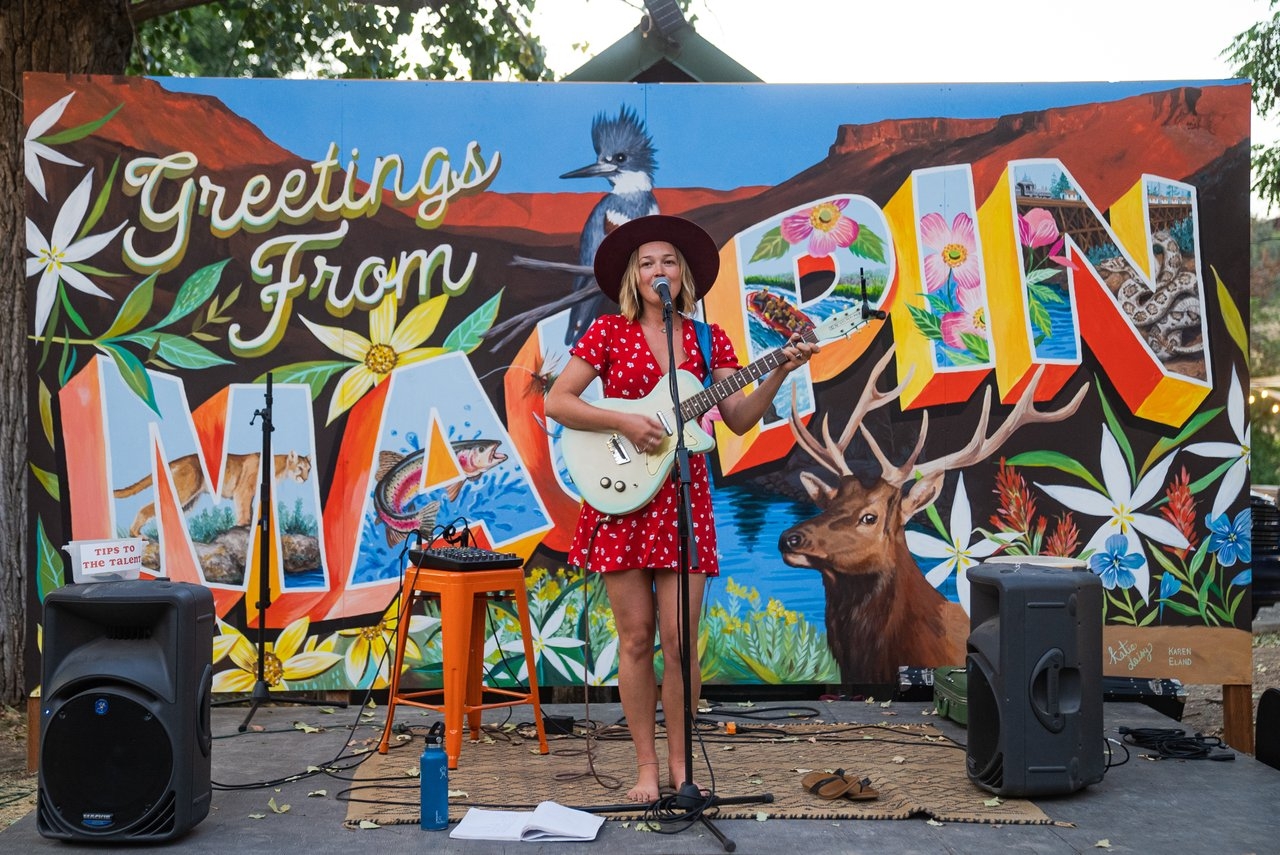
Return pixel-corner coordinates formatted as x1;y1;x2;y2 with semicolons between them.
113;451;312;537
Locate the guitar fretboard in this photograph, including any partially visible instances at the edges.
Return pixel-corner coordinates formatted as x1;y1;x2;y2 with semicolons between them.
679;325;822;421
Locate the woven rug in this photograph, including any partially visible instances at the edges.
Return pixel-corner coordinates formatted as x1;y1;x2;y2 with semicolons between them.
342;721;1051;826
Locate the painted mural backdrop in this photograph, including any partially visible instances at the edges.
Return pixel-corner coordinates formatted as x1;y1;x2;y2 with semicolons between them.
22;73;1253;695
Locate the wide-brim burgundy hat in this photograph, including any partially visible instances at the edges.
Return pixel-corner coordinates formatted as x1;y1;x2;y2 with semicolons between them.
592;215;720;302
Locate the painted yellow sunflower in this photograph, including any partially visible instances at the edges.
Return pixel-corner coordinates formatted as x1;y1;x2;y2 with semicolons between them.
337;600;438;689
212;617;342;693
301;292;448;425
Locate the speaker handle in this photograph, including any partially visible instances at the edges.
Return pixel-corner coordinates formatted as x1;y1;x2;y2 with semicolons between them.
1030;649;1066;733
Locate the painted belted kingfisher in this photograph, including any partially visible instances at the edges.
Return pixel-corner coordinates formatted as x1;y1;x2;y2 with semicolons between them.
560;105;659;345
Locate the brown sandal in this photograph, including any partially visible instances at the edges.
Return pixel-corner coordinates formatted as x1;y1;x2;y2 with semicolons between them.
843;776;879;801
801;769;856;799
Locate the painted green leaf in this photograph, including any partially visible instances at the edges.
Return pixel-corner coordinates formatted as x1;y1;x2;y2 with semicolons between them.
959;332;989;362
38;378;54;450
30;463;60;500
1229;587;1247;618
944;347;986;367
1095;382;1136;480
67;262;123;278
1148;547;1180;577
1188;539;1210;576
157;260;230;329
99;342;159;414
1001;450;1106;494
257;361;351;400
925;292;951;316
923;503;947;539
57;339;77;386
120;332;232;369
58;284;91;336
1025;268;1060;287
1027;280;1065;302
35;516;66;601
1143;406;1223;474
749;227;789;263
1161;600;1200;618
907;304;942;340
80;157;119;238
1187;457;1235;497
38;103;123;146
101;274;156;340
734;650;781;683
1212;265;1247;357
848;226;886;263
1029;299;1053;337
444;289;502;353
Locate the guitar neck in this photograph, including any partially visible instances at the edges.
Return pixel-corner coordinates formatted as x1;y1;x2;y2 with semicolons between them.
679;326;821;422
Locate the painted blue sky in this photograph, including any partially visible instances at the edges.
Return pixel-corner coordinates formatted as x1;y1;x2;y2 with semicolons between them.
157;78;1232;195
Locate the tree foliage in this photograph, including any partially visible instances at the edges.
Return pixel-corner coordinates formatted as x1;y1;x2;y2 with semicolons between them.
128;0;553;80
1226;2;1280;207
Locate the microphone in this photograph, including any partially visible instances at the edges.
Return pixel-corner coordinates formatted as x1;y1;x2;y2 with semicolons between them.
652;276;674;310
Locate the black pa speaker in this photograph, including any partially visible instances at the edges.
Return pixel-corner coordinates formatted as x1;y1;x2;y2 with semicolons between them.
965;559;1104;797
38;580;215;842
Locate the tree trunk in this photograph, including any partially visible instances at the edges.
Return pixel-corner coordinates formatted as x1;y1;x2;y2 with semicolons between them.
0;0;133;704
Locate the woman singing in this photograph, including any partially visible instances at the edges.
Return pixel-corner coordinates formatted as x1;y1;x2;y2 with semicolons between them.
544;215;818;803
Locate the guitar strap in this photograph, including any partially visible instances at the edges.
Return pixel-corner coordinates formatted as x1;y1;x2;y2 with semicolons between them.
691;318;714;389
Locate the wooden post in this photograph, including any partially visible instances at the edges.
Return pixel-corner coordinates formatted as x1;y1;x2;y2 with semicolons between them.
27;691;40;774
1222;683;1254;754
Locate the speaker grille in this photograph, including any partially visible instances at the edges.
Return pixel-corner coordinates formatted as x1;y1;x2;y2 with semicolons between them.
40;691;174;837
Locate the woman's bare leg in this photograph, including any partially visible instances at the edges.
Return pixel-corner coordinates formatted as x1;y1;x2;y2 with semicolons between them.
655;571;706;791
603;569;661;802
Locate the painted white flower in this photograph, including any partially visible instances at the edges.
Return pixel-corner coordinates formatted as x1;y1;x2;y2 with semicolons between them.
905;473;1011;615
24;92;81;201
1185;366;1248;519
26;169;124;335
582;633;619;687
496;601;584;683
1035;425;1189;601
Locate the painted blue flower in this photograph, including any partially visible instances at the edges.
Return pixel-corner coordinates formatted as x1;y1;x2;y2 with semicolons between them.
1088;534;1143;590
1205;508;1252;567
1157;570;1182;617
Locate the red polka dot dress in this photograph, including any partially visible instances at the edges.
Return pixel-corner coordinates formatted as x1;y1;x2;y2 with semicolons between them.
566;315;741;576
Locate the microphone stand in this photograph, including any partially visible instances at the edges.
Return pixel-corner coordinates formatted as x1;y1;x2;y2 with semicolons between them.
648;289;772;851
222;372;344;731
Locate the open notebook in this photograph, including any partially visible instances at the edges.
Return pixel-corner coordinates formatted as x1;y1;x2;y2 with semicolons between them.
449;800;603;842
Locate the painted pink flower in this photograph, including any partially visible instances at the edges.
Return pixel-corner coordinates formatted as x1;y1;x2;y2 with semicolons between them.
781;199;858;257
920;211;979;292
941;282;987;349
1018;208;1062;250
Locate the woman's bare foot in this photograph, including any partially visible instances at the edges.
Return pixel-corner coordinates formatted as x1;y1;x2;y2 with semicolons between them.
668;763;702;795
628;762;661;803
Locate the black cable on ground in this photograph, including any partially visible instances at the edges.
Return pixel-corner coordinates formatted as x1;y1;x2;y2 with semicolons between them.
1118;726;1235;761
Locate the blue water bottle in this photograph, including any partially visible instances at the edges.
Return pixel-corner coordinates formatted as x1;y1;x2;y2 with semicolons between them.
420;722;449;830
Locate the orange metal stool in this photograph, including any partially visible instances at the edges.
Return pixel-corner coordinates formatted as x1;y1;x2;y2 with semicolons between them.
377;566;549;769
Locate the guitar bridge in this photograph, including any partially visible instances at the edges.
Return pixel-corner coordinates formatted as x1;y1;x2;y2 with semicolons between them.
606;434;631;465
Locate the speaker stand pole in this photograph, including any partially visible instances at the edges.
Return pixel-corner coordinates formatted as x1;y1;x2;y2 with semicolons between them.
222;373;345;731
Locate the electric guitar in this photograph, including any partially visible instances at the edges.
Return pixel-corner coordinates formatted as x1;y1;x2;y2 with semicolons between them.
560;305;871;516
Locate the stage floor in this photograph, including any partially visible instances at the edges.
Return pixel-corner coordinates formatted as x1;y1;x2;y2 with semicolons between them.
6;697;1278;853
